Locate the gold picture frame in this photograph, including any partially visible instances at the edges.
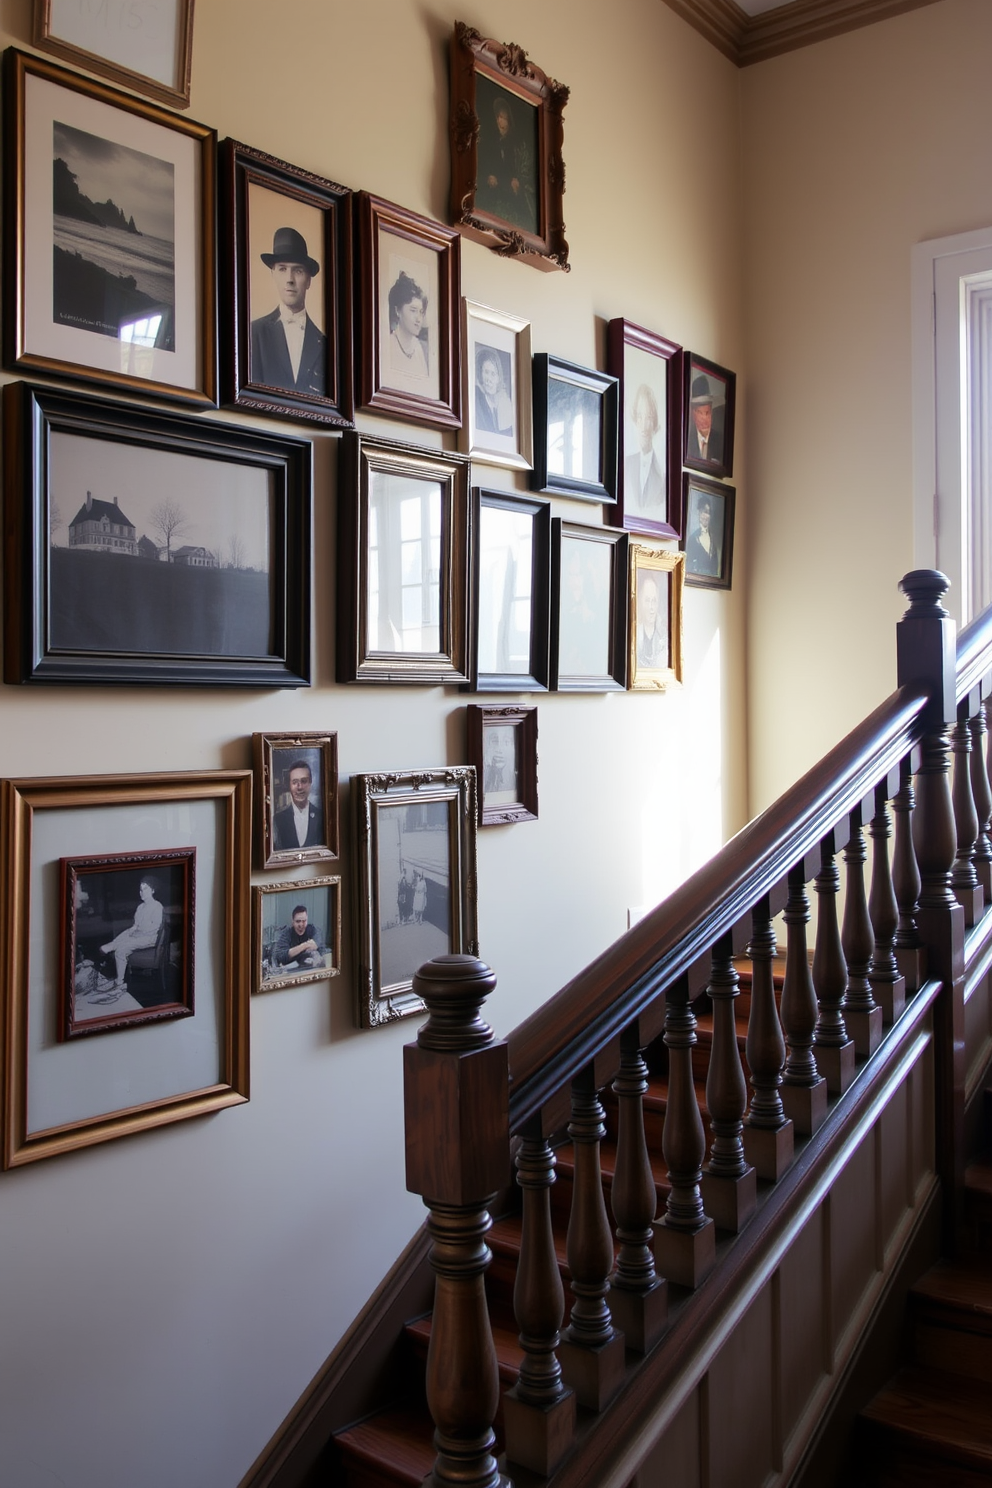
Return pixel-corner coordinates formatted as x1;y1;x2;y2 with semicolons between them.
253;876;342;993
629;545;684;692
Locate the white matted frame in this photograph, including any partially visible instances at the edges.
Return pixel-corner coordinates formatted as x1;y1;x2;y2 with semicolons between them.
33;0;196;109
460;299;532;470
0;769;251;1167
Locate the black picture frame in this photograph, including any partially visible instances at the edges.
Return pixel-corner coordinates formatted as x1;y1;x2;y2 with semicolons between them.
466;704;538;825
220;139;353;427
682;474;737;590
606;317;683;539
684;352;737;479
532;354;619;504
468;488;551;693
3;381;311;687
550;520;628;692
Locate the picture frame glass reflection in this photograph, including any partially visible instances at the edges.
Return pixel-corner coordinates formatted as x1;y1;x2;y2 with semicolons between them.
367;470;443;655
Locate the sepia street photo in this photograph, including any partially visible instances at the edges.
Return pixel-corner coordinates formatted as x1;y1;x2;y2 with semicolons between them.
375;799;451;991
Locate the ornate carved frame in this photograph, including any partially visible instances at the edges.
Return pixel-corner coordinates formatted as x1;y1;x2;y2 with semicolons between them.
628;544;685;693
252;731;340;870
466;704;538;826
252;875;342;994
353;768;479;1028
449;22;570;272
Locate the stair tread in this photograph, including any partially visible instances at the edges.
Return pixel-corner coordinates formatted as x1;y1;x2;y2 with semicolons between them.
406;1314;523;1377
862;1366;992;1461
334;1405;435;1483
557;1138;671;1189
912;1257;992;1319
490;1214;569;1268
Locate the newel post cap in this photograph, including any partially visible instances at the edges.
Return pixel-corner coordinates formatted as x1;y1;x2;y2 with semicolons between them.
414;953;497;1053
897;568;956;730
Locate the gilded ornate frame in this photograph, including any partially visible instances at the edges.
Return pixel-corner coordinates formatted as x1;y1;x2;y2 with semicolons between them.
628;544;685;693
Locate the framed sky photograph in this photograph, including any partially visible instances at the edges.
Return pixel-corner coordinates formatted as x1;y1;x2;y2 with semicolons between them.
460;299;532;470
607;317;683;539
3;48;215;406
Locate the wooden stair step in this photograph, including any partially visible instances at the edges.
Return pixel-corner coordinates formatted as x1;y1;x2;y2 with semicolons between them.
860;1365;992;1473
404;1313;523;1387
911;1257;992;1384
332;1405;436;1488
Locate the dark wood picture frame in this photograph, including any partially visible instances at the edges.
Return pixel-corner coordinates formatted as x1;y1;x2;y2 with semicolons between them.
220;139;353;427
61;847;195;1040
3;47;216;407
357;192;461;430
607;317;683;539
3;381;311;688
682;474;736;590
629;544;685;692
466;704;538;826
449;22;569;272
684;352;737;479
468;487;551;693
532;354;619;504
254;875;342;993
337;430;471;685
253;732;339;870
353;767;479;1028
550;520;628;692
33;0;196;108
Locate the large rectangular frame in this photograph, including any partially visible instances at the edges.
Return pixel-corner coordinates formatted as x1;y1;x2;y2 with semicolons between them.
449;22;569;272
550;520;628;692
337;430;471;685
220;138;353;427
466;704;538;826
3;380;312;688
607;317;683;539
460;299;533;470
252;731;339;870
3;47;216;406
33;0;196;109
0;769;251;1167
253;875;341;993
532;354;619;504
353;768;479;1028
468;487;550;693
629;544;685;692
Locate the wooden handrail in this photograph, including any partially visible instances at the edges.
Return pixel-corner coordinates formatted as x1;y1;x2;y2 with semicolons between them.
956;602;992;702
507;683;929;1131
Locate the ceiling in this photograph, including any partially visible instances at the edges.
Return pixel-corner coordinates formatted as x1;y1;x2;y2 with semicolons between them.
662;0;947;66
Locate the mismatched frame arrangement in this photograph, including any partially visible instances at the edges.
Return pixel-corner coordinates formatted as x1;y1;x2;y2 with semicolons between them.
449;22;570;272
0;769;251;1168
466;704;539;826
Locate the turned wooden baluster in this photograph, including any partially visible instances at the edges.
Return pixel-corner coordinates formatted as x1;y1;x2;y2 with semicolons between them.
558;1067;626;1411
609;1029;667;1352
654;974;715;1287
503;1123;575;1477
780;866;828;1135
868;786;907;1025
950;699;983;924
403;955;509;1488
743;897;794;1181
892;757;924;994
841;806;883;1057
813;831;856;1094
970;700;992;898
701;934;756;1232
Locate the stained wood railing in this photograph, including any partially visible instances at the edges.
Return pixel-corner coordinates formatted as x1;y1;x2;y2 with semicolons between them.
400;570;992;1488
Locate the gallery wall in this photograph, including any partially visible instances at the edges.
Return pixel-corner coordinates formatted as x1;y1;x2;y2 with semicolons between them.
0;2;747;1484
741;0;992;812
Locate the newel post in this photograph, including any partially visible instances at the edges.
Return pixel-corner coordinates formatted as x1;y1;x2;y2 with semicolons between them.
897;570;966;1248
404;955;511;1488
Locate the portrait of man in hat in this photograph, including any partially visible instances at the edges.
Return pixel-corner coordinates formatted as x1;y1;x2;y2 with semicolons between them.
250;225;327;397
686;371;725;467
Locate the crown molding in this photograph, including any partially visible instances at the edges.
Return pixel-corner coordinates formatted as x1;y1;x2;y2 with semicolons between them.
661;0;946;67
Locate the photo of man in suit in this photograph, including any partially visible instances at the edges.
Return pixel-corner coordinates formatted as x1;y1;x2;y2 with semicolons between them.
251;226;327;398
624;382;666;516
272;758;324;852
687;372;725;467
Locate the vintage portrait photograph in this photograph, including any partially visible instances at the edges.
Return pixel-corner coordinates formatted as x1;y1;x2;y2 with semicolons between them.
684;354;737;479
254;732;339;867
533;356;619;504
683;475;736;590
467;704;539;825
62;848;194;1040
248;183;326;400
460;301;532;470
256;877;340;992
608;319;683;540
629;545;684;692
378;230;441;404
474;74;540;237
634;566;670;672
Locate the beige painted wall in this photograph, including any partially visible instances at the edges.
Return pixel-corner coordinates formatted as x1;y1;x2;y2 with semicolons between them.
741;0;992;812
0;2;746;1483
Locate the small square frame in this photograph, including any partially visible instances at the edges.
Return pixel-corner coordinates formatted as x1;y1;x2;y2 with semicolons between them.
253;732;339;870
684;352;737;479
466;705;538;826
253;876;342;993
33;0;195;108
551;520;628;692
336;431;471;685
220;139;353;427
682;474;736;590
532;354;619;504
629;545;685;692
469;487;551;693
607;317;683;539
460;299;533;470
353;768;479;1028
357;192;461;430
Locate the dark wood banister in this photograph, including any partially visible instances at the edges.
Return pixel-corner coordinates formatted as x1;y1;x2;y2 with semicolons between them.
955;602;992;701
507;683;930;1131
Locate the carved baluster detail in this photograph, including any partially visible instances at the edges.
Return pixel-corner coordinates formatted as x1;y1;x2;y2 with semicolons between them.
700;934;756;1232
813;831;856;1093
842;807;883;1057
868;786;907;1025
892;758;923;994
557;1069;626;1411
951;700;984;924
654;974;715;1286
743;899;794;1181
503;1125;575;1477
608;1031;667;1353
970;700;992;898
780;866;828;1135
